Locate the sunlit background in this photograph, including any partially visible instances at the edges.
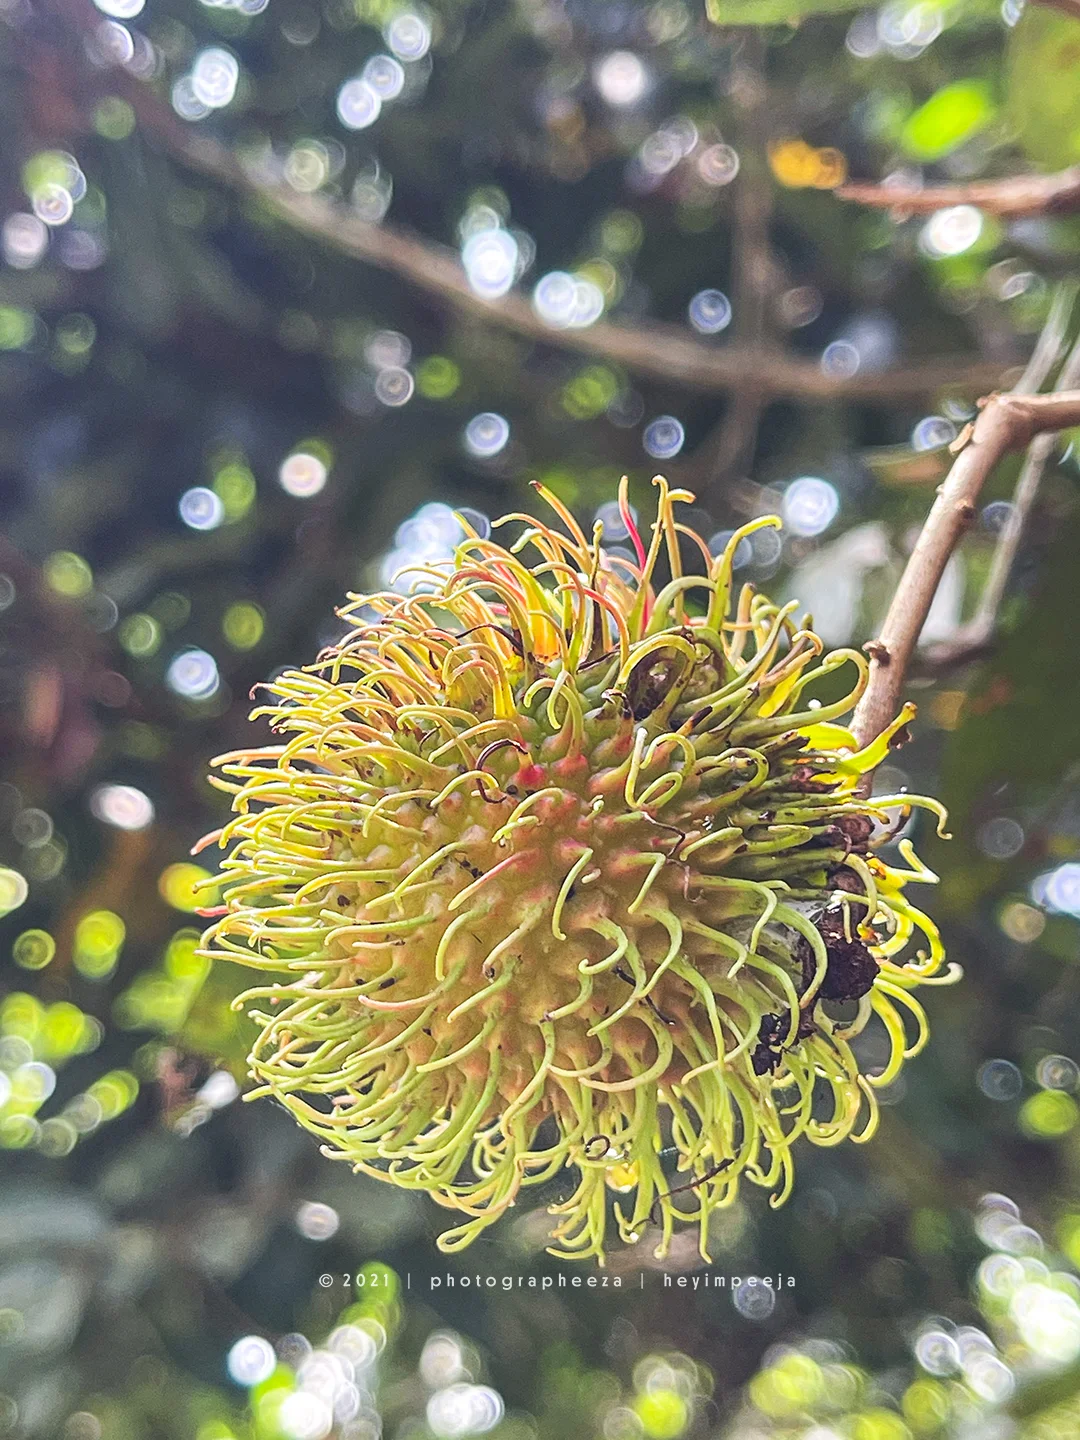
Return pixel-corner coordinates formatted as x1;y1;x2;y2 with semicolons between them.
3;0;1080;1434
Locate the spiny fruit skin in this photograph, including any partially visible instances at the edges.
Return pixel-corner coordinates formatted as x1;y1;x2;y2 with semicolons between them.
198;478;956;1264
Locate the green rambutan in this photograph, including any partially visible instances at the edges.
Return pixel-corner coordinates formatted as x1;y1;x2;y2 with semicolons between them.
198;478;956;1262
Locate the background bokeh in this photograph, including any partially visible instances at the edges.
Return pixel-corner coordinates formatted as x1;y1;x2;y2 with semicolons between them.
4;0;1080;1436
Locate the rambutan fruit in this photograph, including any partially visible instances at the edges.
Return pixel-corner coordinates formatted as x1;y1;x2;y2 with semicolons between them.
198;478;956;1262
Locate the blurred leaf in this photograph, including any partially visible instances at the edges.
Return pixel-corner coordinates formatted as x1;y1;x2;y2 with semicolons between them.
707;0;998;27
783;523;893;647
944;503;1080;799
901;80;995;161
936;498;1080;911
706;0;863;21
1007;8;1080;169
177;957;255;1072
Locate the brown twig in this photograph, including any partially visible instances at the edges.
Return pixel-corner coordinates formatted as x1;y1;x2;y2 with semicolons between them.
1033;0;1080;19
838;166;1080;219
857;284;1073;686
915;281;1073;667
925;325;1080;667
850;390;1080;751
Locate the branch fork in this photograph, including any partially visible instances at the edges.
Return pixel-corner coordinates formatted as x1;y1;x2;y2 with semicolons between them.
851;388;1080;753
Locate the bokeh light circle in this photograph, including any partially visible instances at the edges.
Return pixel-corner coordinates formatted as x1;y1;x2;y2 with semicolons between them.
90;784;155;830
3;213;48;268
593;51;649;107
457;507;491;538
709;530;753;570
93;0;143;15
158;862;213;911
533;271;577;328
374;367;415;406
922;205;983;258
595;500;636;541
364;54;406;100
191;48;239;109
0;868;29;916
33;184;75;227
978;1059;1023;1102
172;77;210;122
295;1201;341;1241
688;289;732;335
462;229;518;299
278;1392;333;1440
227;1335;276;1386
1042;863;1080;915
912;415;958;452
570;278;605;328
13;929;56;970
820;340;860;378
426;1383;504;1438
783;476;839;537
697;144;740;186
1036;1055;1080;1091
642;416;685;460
279;453;328;497
178;487;225;531
337;79;382;130
366;330;411;370
982;500;1015;533
914;1329;961;1376
464;413;510;457
166;648;220;700
385;11;432;61
976;816;1024;860
733;1279;777;1320
95;21;135;65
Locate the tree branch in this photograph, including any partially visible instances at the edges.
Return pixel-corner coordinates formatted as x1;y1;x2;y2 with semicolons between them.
925;325;1080;667
850;390;1080;750
146;134;1020;404
47;0;1011;407
838;166;1080;218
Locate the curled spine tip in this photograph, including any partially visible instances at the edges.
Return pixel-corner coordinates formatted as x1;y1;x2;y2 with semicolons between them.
617;474;647;571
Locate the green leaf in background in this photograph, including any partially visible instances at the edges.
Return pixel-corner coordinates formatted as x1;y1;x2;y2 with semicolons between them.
901;79;995;160
1007;7;1080;169
705;0;996;28
935;501;1080;918
705;0;862;24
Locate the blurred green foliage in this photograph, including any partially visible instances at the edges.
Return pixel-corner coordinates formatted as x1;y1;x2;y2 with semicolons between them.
3;0;1080;1435
1007;10;1080;171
